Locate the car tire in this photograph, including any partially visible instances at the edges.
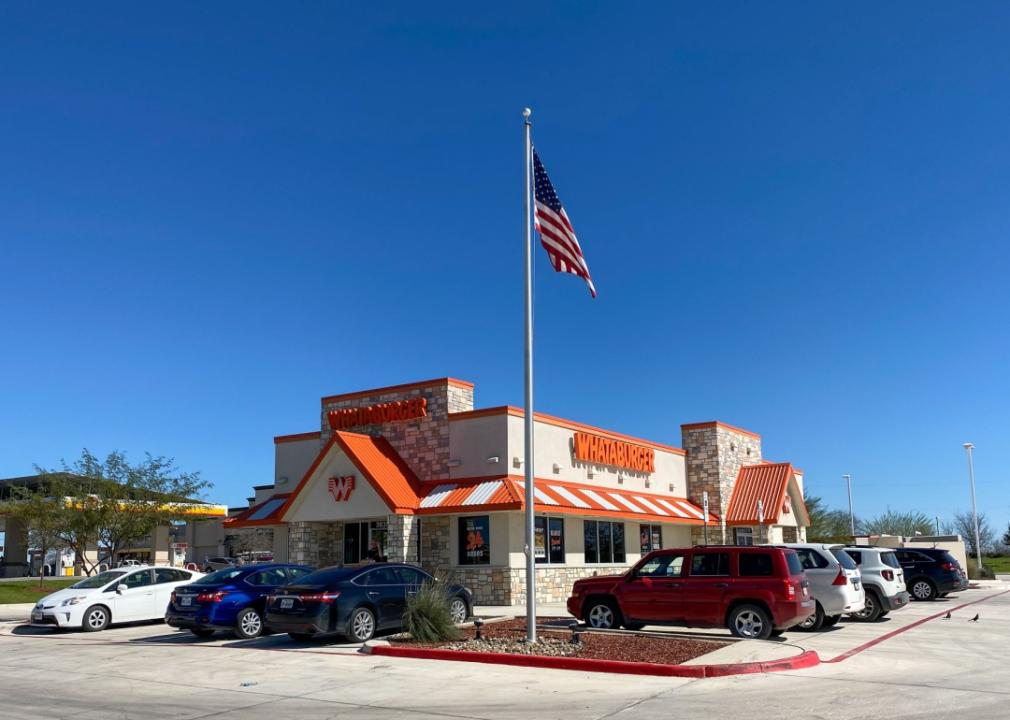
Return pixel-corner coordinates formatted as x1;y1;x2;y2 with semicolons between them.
82;605;110;632
939;592;949;598
288;632;314;642
234;608;264;639
728;604;773;640
190;628;215;638
910;579;937;601
822;614;841;628
793;602;824;632
769;629;785;637
449;597;469;625
583;598;621;629
851;591;883;622
623;622;645;631
347;607;376;642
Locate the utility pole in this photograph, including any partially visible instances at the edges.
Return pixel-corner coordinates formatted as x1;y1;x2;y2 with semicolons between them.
963;443;984;575
843;474;855;538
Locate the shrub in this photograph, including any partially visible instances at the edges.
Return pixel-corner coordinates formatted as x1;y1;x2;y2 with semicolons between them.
402;576;462;643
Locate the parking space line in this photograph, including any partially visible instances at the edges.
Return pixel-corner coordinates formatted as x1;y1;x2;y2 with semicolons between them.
823;589;1010;664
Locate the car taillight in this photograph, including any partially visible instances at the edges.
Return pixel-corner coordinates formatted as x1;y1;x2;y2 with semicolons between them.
784;579;796;600
170;591;177;603
196;591;227;603
832;569;848;586
940;562;955;572
300;592;341;604
882;570;894;581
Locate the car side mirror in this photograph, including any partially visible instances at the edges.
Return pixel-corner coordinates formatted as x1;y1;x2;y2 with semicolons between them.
116;584;127;594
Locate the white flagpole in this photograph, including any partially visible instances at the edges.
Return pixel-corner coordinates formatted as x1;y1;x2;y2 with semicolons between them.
522;107;537;644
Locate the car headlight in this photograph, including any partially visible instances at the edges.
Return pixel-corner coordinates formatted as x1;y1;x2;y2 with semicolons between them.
61;596;88;606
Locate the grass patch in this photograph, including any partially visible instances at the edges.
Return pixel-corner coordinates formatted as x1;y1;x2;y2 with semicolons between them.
980;556;1010;574
0;579;77;604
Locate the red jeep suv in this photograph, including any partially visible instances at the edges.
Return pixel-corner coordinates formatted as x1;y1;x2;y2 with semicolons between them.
567;546;813;639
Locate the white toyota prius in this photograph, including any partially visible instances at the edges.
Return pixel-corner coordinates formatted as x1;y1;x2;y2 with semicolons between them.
31;566;203;631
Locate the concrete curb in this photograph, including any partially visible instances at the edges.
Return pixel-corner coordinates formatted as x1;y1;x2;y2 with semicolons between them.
364;642;821;678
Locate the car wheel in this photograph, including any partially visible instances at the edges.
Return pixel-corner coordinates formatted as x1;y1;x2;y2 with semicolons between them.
794;602;824;632
234;609;264;639
822;614;841;628
288;632;314;642
583;599;621;629
348;607;376;642
852;591;882;622
910;579;937;601
728;604;773;640
82;605;110;632
449;597;469;625
190;628;215;638
939;592;949;598
769;629;785;637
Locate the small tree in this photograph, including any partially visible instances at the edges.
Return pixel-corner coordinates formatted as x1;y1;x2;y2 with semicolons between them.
1;478;73;587
861;509;934;537
1002;523;1010;550
805;496;859;542
951;511;994;558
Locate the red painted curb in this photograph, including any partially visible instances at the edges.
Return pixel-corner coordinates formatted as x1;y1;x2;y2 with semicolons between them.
367;644;821;678
824;588;1010;664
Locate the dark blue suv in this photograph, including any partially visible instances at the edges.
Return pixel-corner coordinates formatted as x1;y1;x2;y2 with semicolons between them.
166;563;312;638
895;548;969;601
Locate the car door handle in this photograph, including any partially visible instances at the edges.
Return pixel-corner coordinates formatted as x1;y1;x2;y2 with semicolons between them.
712;583;729;589
367;591;380;597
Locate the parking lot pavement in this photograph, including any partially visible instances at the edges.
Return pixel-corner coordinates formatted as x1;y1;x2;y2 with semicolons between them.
1;586;1008;719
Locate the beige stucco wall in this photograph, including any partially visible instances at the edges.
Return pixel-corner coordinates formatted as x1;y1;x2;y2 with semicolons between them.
283;445;392;523
275;436;322;492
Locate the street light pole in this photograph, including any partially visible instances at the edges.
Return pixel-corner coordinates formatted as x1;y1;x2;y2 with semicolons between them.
843;474;855;538
963;443;984;575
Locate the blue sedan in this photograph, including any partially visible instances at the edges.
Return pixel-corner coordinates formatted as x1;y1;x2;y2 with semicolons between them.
166;563;313;638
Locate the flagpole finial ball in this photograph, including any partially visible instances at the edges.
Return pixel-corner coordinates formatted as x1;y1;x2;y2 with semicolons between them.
522;108;532;119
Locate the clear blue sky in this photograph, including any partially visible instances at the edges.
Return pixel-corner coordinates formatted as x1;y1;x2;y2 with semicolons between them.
2;3;1008;533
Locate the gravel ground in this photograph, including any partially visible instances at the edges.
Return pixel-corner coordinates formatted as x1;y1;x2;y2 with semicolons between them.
394;617;730;665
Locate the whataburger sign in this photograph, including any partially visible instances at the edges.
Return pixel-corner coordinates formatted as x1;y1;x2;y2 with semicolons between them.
573;431;655;474
328;397;427;431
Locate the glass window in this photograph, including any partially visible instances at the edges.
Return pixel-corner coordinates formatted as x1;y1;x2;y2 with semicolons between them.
880;552;900;569
358;567;400;585
785;551;804;575
690;553;729;576
640;524;663;554
534;517;566;564
120;570;154;588
734;528;754;546
830;548;858;570
344;522;363;564
246;568;289;586
847;550;863;565
584;521;599;564
738;552;774;577
286;567;311;581
637;553;684;577
599;521;613;563
458;516;491;566
613;523;625;563
194;568;245;585
293;567;356;586
368;520;388;562
396;567;430;587
154;568;188;584
795;548;829;570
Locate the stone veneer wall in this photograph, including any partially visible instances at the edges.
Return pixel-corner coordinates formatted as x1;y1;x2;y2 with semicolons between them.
443;566;629;606
386;514;419;563
418;516;451;573
319;381;474;483
224;527;274;556
681;424;762;545
288;521;344;567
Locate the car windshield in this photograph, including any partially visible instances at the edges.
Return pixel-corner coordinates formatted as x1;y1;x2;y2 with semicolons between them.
71;571;126;589
880;552;901;569
830;548;858;570
784;551;803;575
193;568;246;585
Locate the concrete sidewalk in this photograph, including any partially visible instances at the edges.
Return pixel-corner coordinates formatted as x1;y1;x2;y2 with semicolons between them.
0;604;34;623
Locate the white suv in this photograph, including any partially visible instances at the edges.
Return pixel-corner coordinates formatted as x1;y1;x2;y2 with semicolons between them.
778;543;865;631
843;547;909;621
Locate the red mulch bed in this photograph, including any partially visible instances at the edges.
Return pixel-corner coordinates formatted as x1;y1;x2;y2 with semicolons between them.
392;617;730;666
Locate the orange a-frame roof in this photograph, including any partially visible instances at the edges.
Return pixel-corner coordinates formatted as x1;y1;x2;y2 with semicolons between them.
725;463;809;526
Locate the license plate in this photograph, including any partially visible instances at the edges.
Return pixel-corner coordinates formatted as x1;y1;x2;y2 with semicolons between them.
853;582;861;590
280;598;294;609
181;597;192;606
31;611;43;621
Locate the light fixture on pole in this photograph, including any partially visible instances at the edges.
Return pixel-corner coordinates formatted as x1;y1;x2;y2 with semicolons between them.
843;474;855;538
963;443;984;575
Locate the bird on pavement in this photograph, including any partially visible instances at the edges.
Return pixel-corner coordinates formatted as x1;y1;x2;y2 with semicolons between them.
944;612;951;619
969;614;980;622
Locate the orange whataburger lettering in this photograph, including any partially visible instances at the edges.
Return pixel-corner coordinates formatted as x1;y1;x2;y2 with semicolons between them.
328;397;427;431
573;431;655;474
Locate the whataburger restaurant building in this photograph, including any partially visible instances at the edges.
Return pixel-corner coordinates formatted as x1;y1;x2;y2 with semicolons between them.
226;378;810;605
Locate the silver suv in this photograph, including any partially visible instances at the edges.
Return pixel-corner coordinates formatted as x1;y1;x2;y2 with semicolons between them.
778;543;865;631
843;547;909;621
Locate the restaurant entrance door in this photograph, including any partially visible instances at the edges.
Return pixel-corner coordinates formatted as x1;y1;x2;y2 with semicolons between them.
343;520;389;563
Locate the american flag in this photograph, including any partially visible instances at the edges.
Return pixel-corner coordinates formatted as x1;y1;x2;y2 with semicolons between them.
533;149;596;298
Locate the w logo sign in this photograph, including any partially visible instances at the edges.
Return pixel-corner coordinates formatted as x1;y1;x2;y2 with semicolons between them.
328;475;355;502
